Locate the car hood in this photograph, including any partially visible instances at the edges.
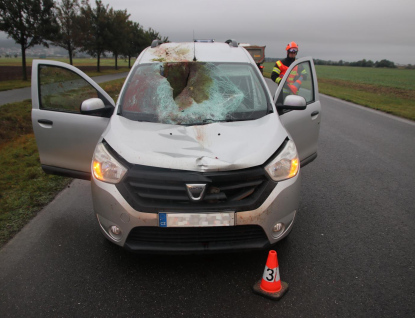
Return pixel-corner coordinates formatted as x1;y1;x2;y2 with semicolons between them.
103;114;288;172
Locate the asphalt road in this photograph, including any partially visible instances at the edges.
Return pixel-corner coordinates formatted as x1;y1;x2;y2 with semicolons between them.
1;80;414;317
0;72;129;106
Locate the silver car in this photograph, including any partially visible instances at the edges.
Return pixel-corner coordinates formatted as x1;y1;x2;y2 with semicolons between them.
31;40;321;252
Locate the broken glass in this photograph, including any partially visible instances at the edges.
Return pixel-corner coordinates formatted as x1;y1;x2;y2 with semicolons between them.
120;62;269;125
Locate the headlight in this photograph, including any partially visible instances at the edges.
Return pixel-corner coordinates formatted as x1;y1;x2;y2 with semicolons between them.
265;140;299;181
92;143;127;183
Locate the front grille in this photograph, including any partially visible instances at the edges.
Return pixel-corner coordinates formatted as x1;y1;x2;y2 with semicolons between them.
124;225;270;252
116;165;275;213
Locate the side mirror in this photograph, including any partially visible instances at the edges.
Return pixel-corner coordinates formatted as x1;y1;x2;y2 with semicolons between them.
80;98;113;117
277;95;307;110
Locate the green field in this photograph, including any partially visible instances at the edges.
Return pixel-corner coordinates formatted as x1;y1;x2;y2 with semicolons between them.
314;65;415;91
263;62;415;121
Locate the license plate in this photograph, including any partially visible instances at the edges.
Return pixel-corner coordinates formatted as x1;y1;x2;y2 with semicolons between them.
159;212;235;227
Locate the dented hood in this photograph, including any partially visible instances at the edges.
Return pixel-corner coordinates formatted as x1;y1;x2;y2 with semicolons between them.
103;114;288;172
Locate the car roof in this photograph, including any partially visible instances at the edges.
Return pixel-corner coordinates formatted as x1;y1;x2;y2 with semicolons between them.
137;42;252;64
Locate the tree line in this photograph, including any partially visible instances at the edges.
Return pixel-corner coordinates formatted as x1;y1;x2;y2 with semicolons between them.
313;59;397;68
0;0;169;80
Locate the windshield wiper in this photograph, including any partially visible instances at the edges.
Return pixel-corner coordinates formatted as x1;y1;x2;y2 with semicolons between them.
186;118;231;126
203;118;230;123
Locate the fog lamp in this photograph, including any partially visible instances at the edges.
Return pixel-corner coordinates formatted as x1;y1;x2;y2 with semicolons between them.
109;225;122;238
110;225;121;235
273;223;285;233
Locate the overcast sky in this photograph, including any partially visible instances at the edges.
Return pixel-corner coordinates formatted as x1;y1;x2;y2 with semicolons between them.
1;0;414;64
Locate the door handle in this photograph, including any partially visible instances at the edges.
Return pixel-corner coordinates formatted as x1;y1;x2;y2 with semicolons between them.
38;119;53;125
311;111;319;117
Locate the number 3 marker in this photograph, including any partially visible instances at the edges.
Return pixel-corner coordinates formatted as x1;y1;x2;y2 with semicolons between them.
263;266;280;282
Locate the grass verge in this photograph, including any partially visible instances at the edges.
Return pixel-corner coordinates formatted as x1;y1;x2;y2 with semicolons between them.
0;80;33;92
318;78;415;121
0;78;125;247
0;135;72;246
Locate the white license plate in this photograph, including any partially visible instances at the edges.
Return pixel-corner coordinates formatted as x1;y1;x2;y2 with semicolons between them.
158;212;235;227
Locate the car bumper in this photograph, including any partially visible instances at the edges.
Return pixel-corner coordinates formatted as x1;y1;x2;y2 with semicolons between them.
91;172;301;253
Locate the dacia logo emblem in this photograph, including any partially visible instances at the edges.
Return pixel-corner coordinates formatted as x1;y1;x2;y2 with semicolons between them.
186;184;207;201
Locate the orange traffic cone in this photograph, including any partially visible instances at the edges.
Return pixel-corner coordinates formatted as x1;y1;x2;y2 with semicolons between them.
253;250;289;300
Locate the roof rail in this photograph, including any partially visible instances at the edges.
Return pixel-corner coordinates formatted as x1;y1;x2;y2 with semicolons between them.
194;39;215;43
151;39;164;48
225;39;238;47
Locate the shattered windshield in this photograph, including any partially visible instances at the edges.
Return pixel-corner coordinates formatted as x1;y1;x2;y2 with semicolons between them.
119;62;270;125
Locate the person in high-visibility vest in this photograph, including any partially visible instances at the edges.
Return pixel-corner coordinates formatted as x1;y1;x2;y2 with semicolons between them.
271;42;307;101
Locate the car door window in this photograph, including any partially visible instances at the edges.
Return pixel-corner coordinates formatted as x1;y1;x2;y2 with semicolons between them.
277;61;314;106
39;65;98;113
276;57;321;163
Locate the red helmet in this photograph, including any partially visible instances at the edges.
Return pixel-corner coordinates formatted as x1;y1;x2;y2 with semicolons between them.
286;41;299;52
